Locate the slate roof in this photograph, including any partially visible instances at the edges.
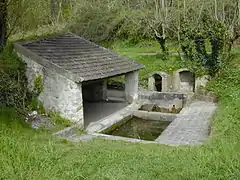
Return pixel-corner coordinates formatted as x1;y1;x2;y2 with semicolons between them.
14;33;144;82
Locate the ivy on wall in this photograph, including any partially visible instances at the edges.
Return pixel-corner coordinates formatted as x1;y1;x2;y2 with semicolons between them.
180;12;231;76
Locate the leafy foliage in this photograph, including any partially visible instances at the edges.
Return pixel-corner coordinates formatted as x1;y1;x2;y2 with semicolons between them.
180;12;231;76
0;45;28;110
33;75;44;97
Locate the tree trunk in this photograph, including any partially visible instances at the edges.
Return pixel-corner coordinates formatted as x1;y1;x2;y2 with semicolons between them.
51;0;59;20
214;0;218;20
156;35;167;54
0;0;7;51
161;0;166;8
155;29;168;55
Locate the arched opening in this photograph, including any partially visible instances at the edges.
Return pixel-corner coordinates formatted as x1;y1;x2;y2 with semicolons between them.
153;74;163;92
179;71;195;92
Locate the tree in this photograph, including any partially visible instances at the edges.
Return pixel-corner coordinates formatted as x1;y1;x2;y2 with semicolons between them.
51;0;59;21
0;0;7;51
143;0;170;55
178;0;239;76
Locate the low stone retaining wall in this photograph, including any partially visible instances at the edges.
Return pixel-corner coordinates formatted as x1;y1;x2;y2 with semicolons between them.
133;110;177;122
139;91;187;101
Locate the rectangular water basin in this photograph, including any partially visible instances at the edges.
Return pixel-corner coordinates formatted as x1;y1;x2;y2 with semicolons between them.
101;116;171;141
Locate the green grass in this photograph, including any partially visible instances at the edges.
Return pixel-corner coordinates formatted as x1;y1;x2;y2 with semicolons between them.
1;84;240;179
107;54;181;88
110;39;179;59
135;55;182;87
1;44;240;179
112;42;182;87
102;39;183;87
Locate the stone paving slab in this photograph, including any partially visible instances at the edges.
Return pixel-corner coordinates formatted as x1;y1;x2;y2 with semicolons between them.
155;100;217;146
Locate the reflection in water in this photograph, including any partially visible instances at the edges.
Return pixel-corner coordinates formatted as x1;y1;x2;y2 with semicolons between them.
102;117;170;141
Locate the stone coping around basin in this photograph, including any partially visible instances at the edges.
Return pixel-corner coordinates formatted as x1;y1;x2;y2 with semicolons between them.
90;133;157;144
86;101;144;133
55;95;217;146
133;110;177;122
86;100;178;134
139;91;187;101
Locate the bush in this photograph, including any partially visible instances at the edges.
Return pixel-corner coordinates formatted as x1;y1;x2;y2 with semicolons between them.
69;0;153;43
0;45;28;111
180;12;231;76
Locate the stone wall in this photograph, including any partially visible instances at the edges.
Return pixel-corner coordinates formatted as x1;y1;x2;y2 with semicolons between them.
19;54;84;125
138;91;187;109
139;91;186;101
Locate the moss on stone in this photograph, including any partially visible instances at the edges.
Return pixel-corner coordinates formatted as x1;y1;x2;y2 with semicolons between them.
33;75;44;96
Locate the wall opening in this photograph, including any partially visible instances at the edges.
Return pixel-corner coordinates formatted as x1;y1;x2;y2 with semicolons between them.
148;72;170;92
82;78;128;127
179;71;195;92
107;75;125;91
106;75;126;101
153;74;163;92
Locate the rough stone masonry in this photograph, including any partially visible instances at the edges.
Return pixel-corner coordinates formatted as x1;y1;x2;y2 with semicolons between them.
19;53;84;125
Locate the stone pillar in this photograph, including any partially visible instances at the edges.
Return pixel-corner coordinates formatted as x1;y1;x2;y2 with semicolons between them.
125;71;139;103
148;76;155;91
172;70;181;92
101;80;107;100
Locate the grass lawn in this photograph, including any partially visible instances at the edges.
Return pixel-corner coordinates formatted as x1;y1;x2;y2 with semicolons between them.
1;44;240;179
109;40;183;87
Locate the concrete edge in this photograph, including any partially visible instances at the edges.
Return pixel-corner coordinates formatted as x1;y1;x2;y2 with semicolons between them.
86;102;143;133
133;110;177;122
53;124;81;138
90;133;157;144
66;132;200;147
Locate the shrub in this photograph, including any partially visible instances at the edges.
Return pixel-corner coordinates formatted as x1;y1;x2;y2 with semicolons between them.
0;45;28;112
180;12;231;76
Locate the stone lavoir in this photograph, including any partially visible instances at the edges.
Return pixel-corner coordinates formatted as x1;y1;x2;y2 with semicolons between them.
14;33;144;127
14;32;217;146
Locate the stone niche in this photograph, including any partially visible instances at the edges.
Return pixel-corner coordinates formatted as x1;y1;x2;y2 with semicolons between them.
148;72;171;92
172;68;195;93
